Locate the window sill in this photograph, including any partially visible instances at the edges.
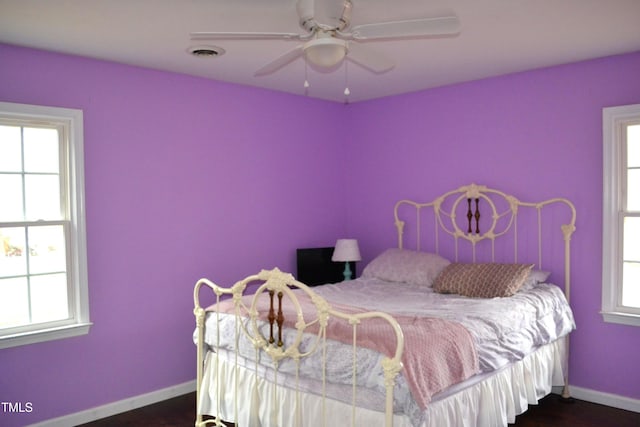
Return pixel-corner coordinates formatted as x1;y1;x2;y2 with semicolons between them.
601;311;640;327
0;322;92;349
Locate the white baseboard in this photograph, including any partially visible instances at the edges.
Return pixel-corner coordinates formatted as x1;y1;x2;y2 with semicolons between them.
552;385;640;413
26;380;196;427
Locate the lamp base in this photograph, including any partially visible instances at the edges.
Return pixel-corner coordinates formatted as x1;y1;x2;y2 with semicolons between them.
342;262;353;281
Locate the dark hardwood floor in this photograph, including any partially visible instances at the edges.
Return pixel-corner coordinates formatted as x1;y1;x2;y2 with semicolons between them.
77;392;639;427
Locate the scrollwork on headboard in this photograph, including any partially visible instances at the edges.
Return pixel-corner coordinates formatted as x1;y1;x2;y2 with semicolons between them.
394;183;576;299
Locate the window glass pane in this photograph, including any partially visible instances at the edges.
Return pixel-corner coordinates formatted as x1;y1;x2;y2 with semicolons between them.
0;227;27;277
0;174;24;221
628;124;640;168
0;277;29;328
28;225;66;275
0;125;22;172
30;273;69;323
624;217;640;262
622;262;640;308
25;174;61;220
23;127;59;173
627;169;640;211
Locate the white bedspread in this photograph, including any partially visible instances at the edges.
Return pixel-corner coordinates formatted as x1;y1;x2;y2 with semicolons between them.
313;278;575;372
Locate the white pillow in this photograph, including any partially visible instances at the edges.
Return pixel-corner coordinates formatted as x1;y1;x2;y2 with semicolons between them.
521;269;551;290
361;248;450;287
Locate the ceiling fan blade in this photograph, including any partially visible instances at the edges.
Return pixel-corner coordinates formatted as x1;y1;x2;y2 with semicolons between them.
297;0;319;32
296;0;314;22
191;31;305;41
346;43;394;74
254;45;304;76
350;16;461;40
315;0;352;29
337;0;352;30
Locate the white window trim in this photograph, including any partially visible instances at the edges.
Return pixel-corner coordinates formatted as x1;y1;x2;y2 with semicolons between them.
0;101;91;348
602;103;640;327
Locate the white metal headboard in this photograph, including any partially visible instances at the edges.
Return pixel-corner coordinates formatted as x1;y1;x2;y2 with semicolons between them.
394;183;576;299
393;183;576;400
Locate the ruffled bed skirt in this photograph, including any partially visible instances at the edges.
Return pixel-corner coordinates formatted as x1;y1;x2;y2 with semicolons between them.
198;338;567;427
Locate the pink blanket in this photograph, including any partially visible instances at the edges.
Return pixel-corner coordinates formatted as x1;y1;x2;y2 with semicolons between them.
214;290;479;409
335;312;480;409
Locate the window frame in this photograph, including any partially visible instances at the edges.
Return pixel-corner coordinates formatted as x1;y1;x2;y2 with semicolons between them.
0;101;91;348
602;103;640;327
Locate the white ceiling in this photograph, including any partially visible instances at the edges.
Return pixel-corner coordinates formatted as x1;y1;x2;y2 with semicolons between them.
1;0;640;103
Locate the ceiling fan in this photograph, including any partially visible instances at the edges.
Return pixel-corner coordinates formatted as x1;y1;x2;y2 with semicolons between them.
190;0;461;77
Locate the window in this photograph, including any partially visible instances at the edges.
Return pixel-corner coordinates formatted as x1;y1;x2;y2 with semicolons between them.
0;102;90;348
602;103;640;327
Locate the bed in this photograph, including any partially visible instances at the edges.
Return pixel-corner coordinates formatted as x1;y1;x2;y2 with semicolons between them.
193;183;577;427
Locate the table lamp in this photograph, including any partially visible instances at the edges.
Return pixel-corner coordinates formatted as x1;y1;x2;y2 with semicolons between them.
331;239;361;281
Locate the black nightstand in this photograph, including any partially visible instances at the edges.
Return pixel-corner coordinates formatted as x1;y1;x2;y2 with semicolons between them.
296;247;357;286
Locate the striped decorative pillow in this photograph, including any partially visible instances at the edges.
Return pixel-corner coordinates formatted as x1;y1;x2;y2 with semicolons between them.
433;263;534;298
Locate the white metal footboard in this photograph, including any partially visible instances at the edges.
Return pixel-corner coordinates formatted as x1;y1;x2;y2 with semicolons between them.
194;268;405;427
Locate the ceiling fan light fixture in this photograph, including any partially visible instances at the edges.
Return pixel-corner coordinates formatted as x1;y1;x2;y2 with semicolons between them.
303;38;347;68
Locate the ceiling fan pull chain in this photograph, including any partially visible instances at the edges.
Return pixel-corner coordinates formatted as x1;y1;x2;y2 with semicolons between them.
304;57;310;95
343;58;350;103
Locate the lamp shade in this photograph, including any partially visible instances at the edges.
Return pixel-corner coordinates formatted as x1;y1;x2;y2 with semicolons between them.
331;239;361;262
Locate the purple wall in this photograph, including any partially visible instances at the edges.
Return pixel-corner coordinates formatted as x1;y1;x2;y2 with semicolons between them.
0;44;347;426
1;43;639;426
345;52;640;399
